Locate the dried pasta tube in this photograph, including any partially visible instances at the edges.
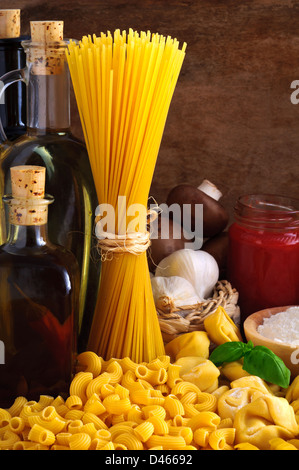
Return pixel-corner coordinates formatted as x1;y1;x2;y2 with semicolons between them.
69;433;92;450
55;432;73;446
8;417;26;434
69;372;93;403
188;411;221;432
146;434;186;450
65;395;83;410
113;432;144;450
83;394;106;415
28;424;56;446
77;351;102;376
99;441;115;450
13;441;36;450
208;428;236;450
164;394;185;418
146;415;169;435
8;397;28;417
133;421;155;442
193;428;210;447
41;406;63;420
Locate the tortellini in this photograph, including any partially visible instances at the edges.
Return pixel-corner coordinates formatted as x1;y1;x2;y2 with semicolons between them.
204;306;242;345
174;356;220;393
234;395;299;450
217;388;266;421
219;361;250;382
165;331;210;362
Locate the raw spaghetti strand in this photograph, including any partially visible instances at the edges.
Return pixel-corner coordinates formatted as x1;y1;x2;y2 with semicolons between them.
66;30;186;362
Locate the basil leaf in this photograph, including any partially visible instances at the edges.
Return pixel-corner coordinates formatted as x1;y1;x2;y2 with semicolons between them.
209;341;253;367
242;345;291;389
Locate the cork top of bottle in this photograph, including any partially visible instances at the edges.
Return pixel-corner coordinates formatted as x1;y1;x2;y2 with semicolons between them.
0;9;21;39
30;20;64;43
11;165;45;199
28;20;65;75
8;166;51;226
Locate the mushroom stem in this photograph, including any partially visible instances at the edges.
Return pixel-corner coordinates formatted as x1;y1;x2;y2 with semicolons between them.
197;179;223;201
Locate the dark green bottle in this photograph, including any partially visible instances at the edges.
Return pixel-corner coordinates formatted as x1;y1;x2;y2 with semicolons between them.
0;9;28;140
0;31;100;351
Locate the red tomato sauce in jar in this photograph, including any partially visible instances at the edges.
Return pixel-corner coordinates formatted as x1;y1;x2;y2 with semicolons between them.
227;194;299;326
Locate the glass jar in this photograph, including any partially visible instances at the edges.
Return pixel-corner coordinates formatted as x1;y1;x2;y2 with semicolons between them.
228;194;299;325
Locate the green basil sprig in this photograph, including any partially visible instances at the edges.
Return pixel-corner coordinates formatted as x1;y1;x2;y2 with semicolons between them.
209;341;291;389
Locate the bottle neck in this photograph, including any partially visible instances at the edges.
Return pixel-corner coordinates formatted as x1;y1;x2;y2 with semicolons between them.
3;193;54;249
26;70;70;135
7;223;49;249
24;41;71;135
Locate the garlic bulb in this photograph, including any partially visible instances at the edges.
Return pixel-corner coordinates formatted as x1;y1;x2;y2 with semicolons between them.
155;249;219;300
151;276;201;313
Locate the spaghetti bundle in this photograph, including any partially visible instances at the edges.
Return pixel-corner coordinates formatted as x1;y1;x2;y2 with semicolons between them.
66;29;186;362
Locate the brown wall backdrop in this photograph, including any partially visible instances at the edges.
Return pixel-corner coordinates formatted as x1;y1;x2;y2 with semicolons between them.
5;0;299;223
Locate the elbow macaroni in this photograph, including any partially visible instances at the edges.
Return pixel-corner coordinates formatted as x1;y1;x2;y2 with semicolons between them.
0;351;298;450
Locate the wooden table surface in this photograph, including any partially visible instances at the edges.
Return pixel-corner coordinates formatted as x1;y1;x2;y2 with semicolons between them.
6;0;299;224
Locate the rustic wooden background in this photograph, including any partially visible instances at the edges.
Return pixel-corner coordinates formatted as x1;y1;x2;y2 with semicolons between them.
6;0;299;223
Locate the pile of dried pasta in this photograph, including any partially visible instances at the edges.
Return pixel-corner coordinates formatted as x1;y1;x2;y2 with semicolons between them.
0;351;298;450
66;30;186;363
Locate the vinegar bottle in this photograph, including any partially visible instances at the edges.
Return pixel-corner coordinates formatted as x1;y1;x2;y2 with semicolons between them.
0;9;28;140
0;21;100;350
0;165;79;408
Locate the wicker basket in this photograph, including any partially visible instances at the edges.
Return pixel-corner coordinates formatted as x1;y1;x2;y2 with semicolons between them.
157;280;240;344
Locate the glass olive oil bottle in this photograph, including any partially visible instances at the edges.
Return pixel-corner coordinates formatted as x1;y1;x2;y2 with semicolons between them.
0;165;79;408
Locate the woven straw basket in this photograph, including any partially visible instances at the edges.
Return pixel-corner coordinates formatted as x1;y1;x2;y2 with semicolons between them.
157;280;240;344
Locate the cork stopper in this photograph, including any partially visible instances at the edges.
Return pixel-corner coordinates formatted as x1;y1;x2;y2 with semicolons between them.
0;9;20;39
9;166;49;226
29;20;65;75
11;165;45;199
30;20;63;43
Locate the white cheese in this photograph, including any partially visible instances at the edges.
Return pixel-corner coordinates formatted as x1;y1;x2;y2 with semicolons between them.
257;307;299;347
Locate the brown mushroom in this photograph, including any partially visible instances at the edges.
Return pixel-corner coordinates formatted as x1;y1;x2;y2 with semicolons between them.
166;181;229;238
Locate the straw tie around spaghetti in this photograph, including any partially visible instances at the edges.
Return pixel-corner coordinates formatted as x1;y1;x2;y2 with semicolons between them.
95;205;160;260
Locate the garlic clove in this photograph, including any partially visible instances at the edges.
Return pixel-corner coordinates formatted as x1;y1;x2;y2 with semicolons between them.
151;275;201;313
155;248;219;300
